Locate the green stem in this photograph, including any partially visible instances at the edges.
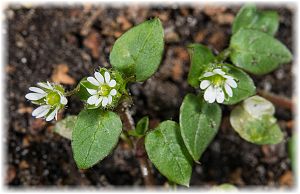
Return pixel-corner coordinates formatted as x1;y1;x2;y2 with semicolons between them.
215;48;231;63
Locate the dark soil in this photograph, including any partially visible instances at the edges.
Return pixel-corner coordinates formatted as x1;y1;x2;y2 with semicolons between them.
5;3;294;188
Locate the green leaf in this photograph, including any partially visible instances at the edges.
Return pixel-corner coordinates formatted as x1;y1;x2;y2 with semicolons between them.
187;44;215;88
110;18;164;82
179;93;221;161
127;116;149;138
145;121;192;186
232;4;279;35
71;109;122;169
135;116;149;135
75;77;97;102
230;96;283;144
222;64;256;105
230;29;292;75
54;115;77;140
76;78;101;109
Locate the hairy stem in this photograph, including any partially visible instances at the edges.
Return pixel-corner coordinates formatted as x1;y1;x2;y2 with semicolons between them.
116;101;155;187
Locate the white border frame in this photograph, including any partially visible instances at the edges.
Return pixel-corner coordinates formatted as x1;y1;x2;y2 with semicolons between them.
0;0;298;193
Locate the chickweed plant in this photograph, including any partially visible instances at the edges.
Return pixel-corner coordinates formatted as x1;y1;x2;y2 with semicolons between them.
25;4;292;187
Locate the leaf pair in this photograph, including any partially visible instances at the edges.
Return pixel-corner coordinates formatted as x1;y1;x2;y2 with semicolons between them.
230;4;292;75
145;94;222;186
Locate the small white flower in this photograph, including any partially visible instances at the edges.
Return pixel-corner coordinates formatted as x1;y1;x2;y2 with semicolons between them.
86;71;117;107
25;81;68;121
200;68;238;103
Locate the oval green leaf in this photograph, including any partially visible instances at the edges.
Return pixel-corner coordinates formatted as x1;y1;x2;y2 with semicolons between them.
230;29;292;75
230;96;283;145
180;93;221;161
145;121;192;186
72;109;122;169
187;44;215;88
110;18;164;82
232;4;279;35
222;64;256;105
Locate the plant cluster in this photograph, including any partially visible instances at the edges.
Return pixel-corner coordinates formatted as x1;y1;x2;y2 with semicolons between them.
25;4;292;187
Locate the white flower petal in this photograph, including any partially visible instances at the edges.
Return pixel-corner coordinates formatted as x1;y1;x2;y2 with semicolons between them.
94;72;104;84
46;108;58;121
200;80;211;90
47;81;53;89
95;97;103;106
203;72;215;77
226;78;237;88
87;95;98;105
35;106;50;118
224;83;233;97
110;89;117;96
109;80;116;87
204;86;216;103
213;68;226;75
32;105;50;117
37;82;52;90
29;87;46;94
25;93;46;101
216;88;225;103
223;75;234;79
104;72;111;83
87;77;100;86
102;97;108;107
108;95;112;104
60;95;68;105
87;88;97;95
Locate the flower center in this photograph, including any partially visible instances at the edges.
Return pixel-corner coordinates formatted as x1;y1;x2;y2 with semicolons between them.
98;84;110;96
46;92;60;106
211;75;225;86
